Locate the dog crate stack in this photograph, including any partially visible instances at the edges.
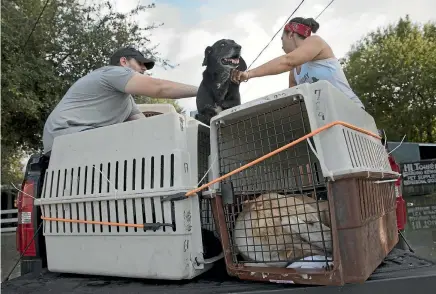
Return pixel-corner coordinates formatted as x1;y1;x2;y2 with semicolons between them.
35;105;220;280
207;80;400;286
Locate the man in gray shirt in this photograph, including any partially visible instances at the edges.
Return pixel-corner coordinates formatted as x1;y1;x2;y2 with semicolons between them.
43;47;198;155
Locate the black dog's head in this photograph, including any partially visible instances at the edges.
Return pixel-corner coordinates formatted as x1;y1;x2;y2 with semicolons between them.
202;39;246;72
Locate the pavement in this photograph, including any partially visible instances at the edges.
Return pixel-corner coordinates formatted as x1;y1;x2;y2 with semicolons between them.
2;249;436;294
1;232;21;282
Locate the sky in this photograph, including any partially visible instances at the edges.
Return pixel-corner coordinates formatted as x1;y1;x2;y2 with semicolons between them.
17;0;436;168
110;0;434;113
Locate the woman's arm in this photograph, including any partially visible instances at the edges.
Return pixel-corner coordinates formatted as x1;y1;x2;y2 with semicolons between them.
250;36;326;78
231;36;330;83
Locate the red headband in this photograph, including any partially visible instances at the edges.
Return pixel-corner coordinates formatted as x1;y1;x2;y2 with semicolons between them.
284;22;312;37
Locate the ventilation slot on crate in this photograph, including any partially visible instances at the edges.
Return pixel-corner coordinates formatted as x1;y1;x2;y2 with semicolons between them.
41;154;179;235
342;128;390;171
42;156;177;198
43;195;177;235
358;179;396;222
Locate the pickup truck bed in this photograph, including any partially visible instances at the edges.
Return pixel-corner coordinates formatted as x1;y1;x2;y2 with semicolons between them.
2;249;436;294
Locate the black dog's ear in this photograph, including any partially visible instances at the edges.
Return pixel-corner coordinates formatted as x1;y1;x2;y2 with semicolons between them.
238;56;247;71
202;46;213;66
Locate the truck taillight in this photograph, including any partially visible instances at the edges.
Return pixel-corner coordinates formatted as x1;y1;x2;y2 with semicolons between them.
396;176;407;230
388;154;407;230
16;180;37;256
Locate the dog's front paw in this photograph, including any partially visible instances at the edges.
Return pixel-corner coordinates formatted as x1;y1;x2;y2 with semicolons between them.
214;106;223;114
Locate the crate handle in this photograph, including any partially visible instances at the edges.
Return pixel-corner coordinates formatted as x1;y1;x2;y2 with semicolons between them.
160;192;187;202
41;216;176;232
143;222;174;232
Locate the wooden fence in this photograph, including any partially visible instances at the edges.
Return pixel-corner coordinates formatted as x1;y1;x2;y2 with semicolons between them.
1;187;18;233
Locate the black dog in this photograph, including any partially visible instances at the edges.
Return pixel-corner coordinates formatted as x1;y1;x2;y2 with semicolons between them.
195;39;247;126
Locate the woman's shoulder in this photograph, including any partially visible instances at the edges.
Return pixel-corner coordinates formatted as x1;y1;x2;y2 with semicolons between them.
304;34;326;45
305;35;335;60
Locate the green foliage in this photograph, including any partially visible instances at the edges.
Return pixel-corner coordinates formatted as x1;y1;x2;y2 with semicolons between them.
1;146;25;187
1;0;182;184
134;96;184;114
343;15;436;143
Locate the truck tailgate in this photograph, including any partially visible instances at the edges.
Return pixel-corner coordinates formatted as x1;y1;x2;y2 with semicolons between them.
2;249;436;294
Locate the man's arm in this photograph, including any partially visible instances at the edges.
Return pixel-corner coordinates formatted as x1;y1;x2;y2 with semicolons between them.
125;73;198;99
125;96;146;121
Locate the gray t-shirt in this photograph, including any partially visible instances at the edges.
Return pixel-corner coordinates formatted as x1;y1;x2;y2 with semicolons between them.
43;65;141;154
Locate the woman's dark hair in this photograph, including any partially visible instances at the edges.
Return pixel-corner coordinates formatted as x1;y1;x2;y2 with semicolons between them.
288;17;320;38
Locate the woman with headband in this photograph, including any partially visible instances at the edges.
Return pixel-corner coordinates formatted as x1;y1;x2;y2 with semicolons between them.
231;17;365;109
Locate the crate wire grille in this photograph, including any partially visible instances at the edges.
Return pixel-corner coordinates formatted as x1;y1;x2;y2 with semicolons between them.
217;99;333;268
197;126;216;233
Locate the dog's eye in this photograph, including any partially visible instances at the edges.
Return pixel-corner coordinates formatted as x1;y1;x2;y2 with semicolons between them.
221;43;225;47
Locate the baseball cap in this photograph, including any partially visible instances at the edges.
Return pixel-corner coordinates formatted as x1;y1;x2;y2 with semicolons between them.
109;47;155;69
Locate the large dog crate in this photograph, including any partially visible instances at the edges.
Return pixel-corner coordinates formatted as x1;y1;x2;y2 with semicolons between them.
35;106;220;280
206;81;400;286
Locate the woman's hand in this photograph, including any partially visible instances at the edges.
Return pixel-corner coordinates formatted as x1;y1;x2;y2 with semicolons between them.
231;70;250;84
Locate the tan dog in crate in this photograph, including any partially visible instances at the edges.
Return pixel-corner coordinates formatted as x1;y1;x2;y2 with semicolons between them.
233;192;332;267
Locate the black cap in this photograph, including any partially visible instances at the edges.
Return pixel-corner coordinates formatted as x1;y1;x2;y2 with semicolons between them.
109;47;155;69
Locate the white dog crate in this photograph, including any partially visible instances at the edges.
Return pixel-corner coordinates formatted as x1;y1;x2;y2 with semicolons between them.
35;111;220;280
209;80;392;192
208;80;400;285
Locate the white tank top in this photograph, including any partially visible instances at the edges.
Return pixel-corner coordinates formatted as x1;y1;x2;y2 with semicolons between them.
293;58;365;109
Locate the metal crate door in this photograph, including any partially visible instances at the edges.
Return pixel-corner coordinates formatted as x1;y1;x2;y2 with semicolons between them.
211;95;333;278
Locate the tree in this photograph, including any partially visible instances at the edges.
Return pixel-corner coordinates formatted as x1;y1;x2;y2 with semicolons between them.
342;15;436;143
1;146;25;187
1;0;183;184
135;97;184;114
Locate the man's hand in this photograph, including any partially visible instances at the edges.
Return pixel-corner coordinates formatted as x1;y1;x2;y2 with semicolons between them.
125;73;198;99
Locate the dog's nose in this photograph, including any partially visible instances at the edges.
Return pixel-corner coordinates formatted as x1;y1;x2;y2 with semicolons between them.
235;44;241;50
